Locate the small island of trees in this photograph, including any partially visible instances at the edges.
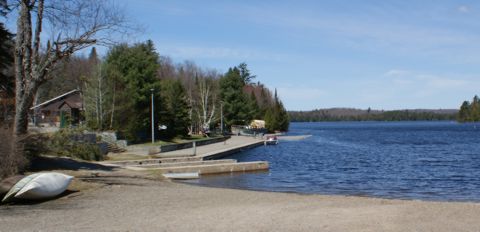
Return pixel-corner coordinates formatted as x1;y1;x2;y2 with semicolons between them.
457;95;480;122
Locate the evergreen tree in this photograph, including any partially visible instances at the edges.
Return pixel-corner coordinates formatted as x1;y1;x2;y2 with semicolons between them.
161;79;191;138
238;62;256;85
458;101;470;122
265;89;289;132
104;41;162;141
258;86;272;118
0;23;13;95
471;95;480;121
219;67;251;128
248;91;261;119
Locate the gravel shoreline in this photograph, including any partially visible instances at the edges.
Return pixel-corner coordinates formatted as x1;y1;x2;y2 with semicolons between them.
1;173;480;232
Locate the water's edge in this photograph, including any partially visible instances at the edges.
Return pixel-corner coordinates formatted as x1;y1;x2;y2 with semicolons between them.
185;122;480;202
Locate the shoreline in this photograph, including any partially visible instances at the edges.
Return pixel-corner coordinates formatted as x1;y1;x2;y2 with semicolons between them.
3;133;480;231
180;180;480;204
2;174;480;231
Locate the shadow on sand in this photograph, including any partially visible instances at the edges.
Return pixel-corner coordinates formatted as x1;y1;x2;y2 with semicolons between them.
28;156;116;172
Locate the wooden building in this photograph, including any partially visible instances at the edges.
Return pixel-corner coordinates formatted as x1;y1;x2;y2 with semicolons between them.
30;89;83;127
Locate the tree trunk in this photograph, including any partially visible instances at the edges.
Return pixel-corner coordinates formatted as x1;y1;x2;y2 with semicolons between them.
11;0;128;135
13;1;30;136
110;79;116;129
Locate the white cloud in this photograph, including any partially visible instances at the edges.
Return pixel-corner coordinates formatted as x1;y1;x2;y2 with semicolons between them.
384;69;475;94
458;5;470;13
384;69;411;78
418;75;469;88
238;4;480;63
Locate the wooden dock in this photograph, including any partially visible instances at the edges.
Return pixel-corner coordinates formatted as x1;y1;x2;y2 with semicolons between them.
101;136;269;175
135;161;269;175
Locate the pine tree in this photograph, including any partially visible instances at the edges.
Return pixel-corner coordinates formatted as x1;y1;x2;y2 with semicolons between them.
161;79;191;138
458;101;471;122
219;67;251;128
238;62;256;85
104;41;162;141
265;89;289;132
248;91;261;119
471;96;480;121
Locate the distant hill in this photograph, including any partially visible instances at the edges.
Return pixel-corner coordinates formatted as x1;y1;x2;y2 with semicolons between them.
288;108;458;122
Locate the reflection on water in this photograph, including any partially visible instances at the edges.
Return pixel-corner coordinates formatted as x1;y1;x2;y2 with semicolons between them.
183;121;480;202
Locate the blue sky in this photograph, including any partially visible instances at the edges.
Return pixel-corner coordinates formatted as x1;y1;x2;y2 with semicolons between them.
6;0;480;110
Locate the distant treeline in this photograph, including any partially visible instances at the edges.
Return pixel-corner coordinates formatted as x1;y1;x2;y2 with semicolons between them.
458;95;480;122
289;108;458;122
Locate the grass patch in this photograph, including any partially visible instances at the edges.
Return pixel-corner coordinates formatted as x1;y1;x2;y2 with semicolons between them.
105;153;151;161
133;135;221;146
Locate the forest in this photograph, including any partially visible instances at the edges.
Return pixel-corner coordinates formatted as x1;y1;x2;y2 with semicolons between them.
0;0;290;177
1;33;289;142
29;42;290;141
289;108;457;122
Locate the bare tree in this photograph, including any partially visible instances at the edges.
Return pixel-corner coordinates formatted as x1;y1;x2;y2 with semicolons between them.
10;0;131;136
176;61;200;134
197;74;217;132
83;62;111;130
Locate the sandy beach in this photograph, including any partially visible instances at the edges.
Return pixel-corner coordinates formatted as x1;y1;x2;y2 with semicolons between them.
1;171;480;232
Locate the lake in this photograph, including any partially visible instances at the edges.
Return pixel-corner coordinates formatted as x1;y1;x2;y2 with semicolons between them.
184;121;480;202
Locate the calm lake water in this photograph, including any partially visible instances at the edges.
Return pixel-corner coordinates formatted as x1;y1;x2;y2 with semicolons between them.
184;121;480;202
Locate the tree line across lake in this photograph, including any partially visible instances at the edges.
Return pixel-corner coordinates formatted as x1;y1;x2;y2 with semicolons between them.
290;95;480;122
289;108;458;122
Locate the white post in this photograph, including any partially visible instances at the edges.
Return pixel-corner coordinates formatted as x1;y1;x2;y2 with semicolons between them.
193;141;197;156
151;89;154;144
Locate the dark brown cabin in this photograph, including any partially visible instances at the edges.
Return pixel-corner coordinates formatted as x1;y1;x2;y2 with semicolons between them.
30;89;83;126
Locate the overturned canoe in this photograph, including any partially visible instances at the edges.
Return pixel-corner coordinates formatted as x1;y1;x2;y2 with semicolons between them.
2;173;42;203
2;172;73;202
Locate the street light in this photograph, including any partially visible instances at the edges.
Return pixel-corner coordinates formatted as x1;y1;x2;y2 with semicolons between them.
151;88;155;144
220;101;224;135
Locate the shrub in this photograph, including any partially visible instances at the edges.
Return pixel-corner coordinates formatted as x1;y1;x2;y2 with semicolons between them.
0;126;27;179
47;127;103;161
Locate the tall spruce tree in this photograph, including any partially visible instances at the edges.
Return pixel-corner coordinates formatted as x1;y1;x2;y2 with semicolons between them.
161;79;191;138
104;41;162;141
219;67;252;128
248;91;261;119
238;62;256;85
265;89;289;132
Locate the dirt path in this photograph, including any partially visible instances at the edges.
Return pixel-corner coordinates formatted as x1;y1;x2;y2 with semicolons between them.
1;174;480;232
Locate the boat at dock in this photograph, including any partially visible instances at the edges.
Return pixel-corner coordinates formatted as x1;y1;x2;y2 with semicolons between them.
264;136;279;145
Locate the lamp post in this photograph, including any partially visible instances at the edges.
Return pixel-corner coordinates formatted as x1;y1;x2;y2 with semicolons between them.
220;101;224;135
151;88;155;144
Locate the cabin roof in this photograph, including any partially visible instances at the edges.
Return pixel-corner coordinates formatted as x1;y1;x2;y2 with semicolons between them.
30;89;81;110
